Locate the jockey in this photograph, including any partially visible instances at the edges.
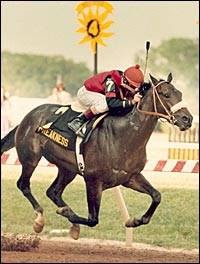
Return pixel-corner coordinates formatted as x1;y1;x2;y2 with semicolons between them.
68;64;144;137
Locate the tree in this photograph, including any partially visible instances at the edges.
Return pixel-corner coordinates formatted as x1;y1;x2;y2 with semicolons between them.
134;38;199;114
2;51;92;98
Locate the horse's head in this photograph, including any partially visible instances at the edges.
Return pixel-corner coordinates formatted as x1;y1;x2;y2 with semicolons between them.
146;73;193;131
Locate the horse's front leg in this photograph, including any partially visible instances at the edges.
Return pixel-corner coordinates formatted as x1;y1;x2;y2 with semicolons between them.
85;179;103;227
122;173;161;228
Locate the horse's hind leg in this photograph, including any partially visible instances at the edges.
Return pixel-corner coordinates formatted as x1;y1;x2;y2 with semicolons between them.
17;163;45;233
122;172;161;228
46;167;76;208
46;167;80;239
47;170;102;231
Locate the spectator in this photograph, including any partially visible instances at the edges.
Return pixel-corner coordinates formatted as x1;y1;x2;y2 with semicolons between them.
47;87;58;103
47;79;73;105
1;89;12;138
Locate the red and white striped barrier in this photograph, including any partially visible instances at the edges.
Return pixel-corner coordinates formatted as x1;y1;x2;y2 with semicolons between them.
144;159;198;173
1;151;199;173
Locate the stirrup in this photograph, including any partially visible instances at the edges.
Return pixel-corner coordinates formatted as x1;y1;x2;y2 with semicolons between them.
68;120;86;137
68;119;83;132
75;124;86;138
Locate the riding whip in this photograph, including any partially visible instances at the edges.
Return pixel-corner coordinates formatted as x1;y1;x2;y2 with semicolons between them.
143;41;150;80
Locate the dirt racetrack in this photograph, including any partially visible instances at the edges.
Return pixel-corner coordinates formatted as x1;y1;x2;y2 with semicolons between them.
2;237;199;263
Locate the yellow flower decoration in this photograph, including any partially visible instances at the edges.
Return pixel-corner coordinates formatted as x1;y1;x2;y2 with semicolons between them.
75;1;114;53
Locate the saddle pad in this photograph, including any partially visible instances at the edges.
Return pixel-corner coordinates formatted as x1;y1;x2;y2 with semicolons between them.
36;106;105;152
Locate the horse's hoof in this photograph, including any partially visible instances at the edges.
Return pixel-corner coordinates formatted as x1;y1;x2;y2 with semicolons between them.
33;213;45;233
125;218;142;228
125;219;133;228
69;224;80;240
132;218;141;227
33;221;44;233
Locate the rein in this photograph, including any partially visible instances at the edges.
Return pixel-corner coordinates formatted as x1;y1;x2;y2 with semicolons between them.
136;81;175;123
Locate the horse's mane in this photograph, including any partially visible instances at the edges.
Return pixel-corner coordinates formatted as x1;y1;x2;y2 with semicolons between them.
139;82;151;96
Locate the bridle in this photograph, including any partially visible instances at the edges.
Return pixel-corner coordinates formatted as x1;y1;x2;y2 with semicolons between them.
136;80;185;124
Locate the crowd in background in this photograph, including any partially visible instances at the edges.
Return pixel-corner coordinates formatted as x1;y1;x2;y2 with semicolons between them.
1;76;74;138
1;88;12;138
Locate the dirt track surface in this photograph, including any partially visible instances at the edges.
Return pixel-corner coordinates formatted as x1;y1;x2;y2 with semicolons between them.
2;238;199;263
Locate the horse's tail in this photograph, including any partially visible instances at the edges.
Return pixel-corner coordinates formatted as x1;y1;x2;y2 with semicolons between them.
1;126;18;155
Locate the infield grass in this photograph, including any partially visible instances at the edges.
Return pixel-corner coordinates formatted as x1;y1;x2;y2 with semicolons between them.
1;178;199;250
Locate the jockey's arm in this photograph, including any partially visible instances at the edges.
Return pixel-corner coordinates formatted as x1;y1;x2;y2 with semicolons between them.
105;78;134;111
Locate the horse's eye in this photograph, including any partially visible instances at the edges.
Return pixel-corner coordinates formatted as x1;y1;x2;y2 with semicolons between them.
164;93;170;98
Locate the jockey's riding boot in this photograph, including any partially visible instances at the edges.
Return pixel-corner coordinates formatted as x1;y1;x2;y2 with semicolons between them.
68;109;95;138
67;113;87;136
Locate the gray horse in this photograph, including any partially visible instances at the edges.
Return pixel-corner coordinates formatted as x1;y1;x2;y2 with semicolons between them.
1;74;193;239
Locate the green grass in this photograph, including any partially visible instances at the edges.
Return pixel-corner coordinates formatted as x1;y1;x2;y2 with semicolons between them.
1;179;199;250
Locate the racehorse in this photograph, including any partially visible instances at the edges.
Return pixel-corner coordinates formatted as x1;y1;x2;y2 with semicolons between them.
1;73;193;239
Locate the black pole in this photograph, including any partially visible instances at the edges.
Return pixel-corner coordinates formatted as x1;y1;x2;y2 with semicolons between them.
144;40;151;79
94;42;98;75
146;41;150;51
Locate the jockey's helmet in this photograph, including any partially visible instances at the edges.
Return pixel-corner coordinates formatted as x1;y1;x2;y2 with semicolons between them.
124;64;144;88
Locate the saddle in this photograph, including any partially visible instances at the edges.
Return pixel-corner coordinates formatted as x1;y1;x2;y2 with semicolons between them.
36;105;107;153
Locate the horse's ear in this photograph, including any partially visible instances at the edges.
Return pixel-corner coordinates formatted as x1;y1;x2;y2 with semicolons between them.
149;74;159;86
167;73;173;83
